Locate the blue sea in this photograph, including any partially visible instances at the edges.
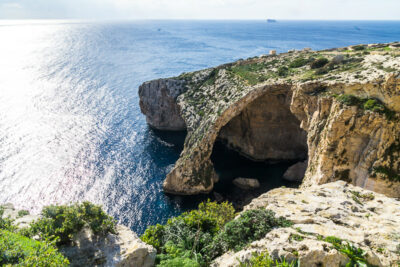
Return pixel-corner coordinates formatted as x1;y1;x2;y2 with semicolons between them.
0;20;399;234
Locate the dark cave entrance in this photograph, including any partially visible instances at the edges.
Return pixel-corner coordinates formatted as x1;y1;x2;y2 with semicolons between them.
210;91;308;209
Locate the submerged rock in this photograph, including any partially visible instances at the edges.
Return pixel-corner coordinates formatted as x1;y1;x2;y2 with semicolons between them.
232;178;260;190
283;160;308;182
212;181;400;266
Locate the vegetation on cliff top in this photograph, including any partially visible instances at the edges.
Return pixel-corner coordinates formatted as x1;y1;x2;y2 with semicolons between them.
0;202;116;266
141;200;293;266
24;201;116;245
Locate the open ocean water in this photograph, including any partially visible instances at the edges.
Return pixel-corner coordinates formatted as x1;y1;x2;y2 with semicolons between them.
0;20;399;234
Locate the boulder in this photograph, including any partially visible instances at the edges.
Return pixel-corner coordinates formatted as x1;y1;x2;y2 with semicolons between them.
283;160;308;182
331;54;344;64
232;178;260;190
60;225;156;267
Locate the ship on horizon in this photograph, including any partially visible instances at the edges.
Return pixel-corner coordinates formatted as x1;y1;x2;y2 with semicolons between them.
267;19;277;23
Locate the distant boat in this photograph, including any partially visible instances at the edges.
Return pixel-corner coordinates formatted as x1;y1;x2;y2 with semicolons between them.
267;19;277;23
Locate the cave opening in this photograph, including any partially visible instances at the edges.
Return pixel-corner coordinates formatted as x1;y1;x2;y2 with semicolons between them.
210;91;308;208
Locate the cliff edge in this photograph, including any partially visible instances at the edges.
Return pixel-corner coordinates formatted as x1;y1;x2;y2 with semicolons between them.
139;42;400;197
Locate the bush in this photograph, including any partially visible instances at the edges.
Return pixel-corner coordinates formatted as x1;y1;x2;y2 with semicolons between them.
336;94;361;106
314;68;328;75
310;57;329;69
0;229;69;266
0;207;15;232
277;66;289;77
216;209;292;252
363;99;385;112
141;200;236;266
289;57;308;68
18;210;30;218
352;45;365;51
157;242;202;267
26;202;116;245
239;252;297;267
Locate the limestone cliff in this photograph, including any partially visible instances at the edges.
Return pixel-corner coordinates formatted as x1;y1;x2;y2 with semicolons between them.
139;42;400;197
212;181;400;266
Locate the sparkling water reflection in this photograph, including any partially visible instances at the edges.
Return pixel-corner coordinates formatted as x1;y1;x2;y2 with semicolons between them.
1;20;399;233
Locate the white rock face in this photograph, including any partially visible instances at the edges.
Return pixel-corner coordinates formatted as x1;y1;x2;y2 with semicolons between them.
233;178;260;190
283;160;308;182
212;181;400;267
0;203;39;229
61;225;156;267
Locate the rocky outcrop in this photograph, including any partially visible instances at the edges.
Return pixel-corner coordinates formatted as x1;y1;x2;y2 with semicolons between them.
139;42;400;196
283;160;308;182
232;178;260;190
212;181;400;266
60;225;156;267
139;78;187;130
1;204;156;267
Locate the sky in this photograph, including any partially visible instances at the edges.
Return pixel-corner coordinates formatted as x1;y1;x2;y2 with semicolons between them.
0;0;399;20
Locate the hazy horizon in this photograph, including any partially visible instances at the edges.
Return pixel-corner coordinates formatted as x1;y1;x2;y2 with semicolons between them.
1;0;399;20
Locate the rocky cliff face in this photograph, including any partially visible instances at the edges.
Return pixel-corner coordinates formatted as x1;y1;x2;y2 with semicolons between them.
1;204;156;267
139;78;187;130
139;42;400;197
212;181;400;267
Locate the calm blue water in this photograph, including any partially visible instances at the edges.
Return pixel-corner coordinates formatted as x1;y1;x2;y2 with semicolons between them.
0;20;399;234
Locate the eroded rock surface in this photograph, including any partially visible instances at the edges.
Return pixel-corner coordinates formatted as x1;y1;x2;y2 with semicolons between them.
283;160;308;182
61;225;156;267
232;178;260;190
139;42;400;196
212;181;400;267
139;78;187;130
218;91;307;162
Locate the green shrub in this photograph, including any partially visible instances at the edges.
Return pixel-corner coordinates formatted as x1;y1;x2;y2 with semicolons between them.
18;210;30;218
26;202;116;245
277;66;289;77
157;242;202;267
289;57;308;68
336;95;397;121
363;99;385;112
352;45;365;51
216;209;292;252
239;252;297;267
314;68;328;75
336;94;361;106
0;229;69;266
310;57;329;69
0;207;15;232
141;200;236;266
